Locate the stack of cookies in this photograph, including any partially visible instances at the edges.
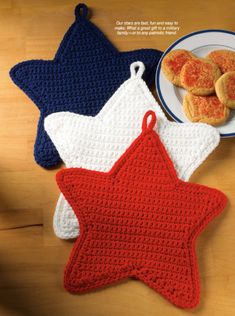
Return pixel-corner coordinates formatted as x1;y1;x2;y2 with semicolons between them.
162;49;235;125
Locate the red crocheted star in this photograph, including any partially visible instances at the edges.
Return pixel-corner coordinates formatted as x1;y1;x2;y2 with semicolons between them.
56;111;227;309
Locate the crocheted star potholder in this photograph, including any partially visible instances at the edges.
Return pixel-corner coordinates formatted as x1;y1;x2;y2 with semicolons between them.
9;3;162;168
56;111;227;309
45;61;220;240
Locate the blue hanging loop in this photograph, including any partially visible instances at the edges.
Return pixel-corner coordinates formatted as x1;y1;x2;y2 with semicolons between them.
75;3;89;19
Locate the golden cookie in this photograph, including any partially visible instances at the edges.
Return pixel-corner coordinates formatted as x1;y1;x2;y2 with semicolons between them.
180;58;221;95
207;50;235;73
215;71;235;109
183;93;229;126
162;49;196;86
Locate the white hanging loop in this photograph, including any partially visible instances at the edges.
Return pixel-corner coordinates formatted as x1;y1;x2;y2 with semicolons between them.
130;61;145;78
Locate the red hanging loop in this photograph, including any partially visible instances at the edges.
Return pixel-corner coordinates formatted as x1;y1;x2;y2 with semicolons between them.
142;110;157;132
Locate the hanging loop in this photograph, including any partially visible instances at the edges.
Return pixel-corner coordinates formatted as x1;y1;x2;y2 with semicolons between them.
142;110;157;132
130;61;145;78
75;3;89;19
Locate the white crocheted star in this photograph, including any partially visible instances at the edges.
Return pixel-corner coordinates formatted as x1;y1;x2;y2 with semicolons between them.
45;61;220;240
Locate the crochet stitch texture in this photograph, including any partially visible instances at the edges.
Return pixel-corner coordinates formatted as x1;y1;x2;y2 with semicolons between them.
45;61;220;240
56;111;227;309
9;3;162;168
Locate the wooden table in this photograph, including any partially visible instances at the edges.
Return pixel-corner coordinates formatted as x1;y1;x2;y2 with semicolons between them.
0;1;234;315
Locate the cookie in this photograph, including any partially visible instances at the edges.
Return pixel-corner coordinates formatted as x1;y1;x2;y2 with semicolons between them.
215;71;235;109
180;58;221;95
183;93;230;126
162;49;196;86
207;50;235;73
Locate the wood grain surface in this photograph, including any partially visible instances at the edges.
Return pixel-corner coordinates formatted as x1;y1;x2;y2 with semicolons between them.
0;1;234;315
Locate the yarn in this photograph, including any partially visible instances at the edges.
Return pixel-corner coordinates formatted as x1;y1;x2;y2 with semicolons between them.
9;3;162;168
45;61;220;240
56;111;227;308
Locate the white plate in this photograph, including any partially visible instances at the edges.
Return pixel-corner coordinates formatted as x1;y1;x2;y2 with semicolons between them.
155;29;235;137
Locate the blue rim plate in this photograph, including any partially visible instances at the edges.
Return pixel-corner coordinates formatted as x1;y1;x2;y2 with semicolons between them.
155;29;235;138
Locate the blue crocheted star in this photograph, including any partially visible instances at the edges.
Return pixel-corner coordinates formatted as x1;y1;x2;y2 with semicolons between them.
10;3;162;168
